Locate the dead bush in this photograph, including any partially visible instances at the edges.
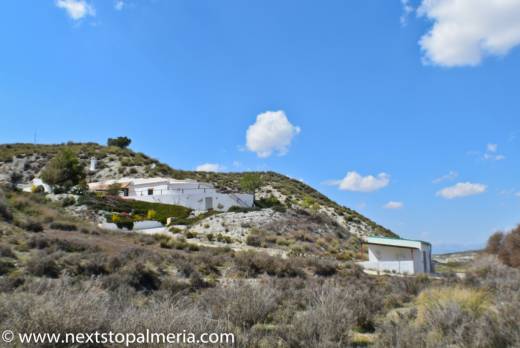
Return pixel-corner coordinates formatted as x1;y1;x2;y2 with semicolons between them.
0;188;12;221
23;220;44;233
234;251;305;278
0;279;111;344
376;286;514;348
0;245;16;259
200;281;279;329
279;281;356;347
486;225;520;268
309;257;337;277
26;252;61;278
49;222;77;231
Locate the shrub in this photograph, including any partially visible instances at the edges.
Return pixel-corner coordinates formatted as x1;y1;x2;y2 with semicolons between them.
147;209;157;220
0;245;16;259
486;231;504;254
415;287;491;323
185;231;197;239
246;234;263;247
0;189;12;222
26;253;61;278
255;196;284;209
201;282;279;328
126;263;161;292
0;259;15;275
311;258;337;277
41;148;85;192
107;136;132;148
486;225;520;268
0;280;111;338
61;196;76;207
240;173;263;200
227;206;259;213
24;220;44;233
279;282;356;347
216;233;233;244
49;222;77;231
376;286;509;348
234;251;305;278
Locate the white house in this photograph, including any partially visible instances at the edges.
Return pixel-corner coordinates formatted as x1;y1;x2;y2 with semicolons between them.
359;236;433;274
19;178;52;193
88;177;254;211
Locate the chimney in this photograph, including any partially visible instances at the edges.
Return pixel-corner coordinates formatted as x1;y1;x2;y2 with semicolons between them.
89;157;97;172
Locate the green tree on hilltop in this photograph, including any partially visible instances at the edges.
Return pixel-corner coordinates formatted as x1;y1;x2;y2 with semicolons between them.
107;136;132;149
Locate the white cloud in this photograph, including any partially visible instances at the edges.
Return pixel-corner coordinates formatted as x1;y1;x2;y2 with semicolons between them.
384;201;404;209
56;0;95;20
436;182;487;199
114;0;125;11
401;0;414;25
418;0;520;67
195;163;223;172
433;170;458;184
246;111;300;158
328;171;390;192
483;143;506;160
487;143;498;153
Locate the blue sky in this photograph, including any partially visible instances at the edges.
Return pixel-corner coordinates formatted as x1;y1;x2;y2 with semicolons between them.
1;0;520;253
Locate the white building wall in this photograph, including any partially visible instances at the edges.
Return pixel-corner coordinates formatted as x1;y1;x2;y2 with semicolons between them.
364;244;426;274
360;260;415;274
123;191;254;211
89;178;254;211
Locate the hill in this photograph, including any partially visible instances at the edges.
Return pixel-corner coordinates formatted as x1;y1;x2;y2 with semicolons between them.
1;143;520;347
0;142;395;241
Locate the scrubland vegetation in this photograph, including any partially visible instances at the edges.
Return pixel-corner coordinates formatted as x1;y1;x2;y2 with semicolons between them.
1;184;520;347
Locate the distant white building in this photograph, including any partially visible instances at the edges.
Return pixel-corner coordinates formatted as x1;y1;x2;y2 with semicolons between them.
20;178;52;193
88;177;254;211
359;236;433;274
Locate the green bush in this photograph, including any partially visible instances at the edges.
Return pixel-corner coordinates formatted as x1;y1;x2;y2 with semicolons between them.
246;234;263;247
107;136;132;149
185;231;197;239
61;196;76;207
41;148;85;192
0;259;15;275
79;195;191;224
227;206;259;213
23;220;44;233
49;222;77;231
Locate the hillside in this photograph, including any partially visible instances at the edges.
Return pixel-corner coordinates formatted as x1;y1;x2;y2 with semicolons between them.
0;142;395;241
2;143;520;347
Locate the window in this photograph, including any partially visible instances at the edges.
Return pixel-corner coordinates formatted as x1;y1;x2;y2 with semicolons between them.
148;188;154;196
